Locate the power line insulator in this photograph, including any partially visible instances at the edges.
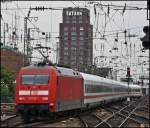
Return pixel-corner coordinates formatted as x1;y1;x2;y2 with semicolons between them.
42;6;44;11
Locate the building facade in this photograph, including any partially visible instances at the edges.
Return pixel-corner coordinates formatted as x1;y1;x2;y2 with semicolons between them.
1;46;28;75
59;7;93;71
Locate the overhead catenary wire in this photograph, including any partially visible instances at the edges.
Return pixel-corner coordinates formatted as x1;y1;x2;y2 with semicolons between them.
1;2;147;11
1;2;148;68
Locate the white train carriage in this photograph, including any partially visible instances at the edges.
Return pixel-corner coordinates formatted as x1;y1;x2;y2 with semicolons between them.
129;84;142;97
81;72;142;107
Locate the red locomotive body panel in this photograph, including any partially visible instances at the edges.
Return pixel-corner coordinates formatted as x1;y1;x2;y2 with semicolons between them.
15;66;58;112
57;76;83;100
16;68;50;104
48;67;57;112
56;75;83;111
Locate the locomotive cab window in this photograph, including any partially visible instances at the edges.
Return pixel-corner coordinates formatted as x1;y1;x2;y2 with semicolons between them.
21;75;49;85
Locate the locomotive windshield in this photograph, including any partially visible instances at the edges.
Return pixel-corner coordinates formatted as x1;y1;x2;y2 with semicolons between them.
21;75;49;85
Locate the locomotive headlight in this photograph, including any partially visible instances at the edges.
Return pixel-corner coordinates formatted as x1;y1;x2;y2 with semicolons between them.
19;90;30;95
42;97;48;100
19;97;25;100
50;103;54;106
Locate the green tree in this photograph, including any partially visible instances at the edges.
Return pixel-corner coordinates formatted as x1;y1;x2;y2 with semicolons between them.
0;83;12;102
0;65;15;100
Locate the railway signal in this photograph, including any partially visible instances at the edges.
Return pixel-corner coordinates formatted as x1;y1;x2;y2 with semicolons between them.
126;67;130;77
126;67;131;102
140;26;150;49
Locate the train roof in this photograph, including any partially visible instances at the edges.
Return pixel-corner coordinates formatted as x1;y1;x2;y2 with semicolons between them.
129;84;141;89
21;65;81;77
80;72;142;89
21;65;52;70
56;67;81;77
80;72;128;87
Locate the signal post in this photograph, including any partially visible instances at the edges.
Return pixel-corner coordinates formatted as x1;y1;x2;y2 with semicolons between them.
127;67;131;102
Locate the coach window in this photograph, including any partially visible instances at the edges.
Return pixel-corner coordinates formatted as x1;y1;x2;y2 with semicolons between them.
85;84;88;92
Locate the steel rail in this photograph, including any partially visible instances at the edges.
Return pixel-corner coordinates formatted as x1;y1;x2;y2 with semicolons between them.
119;97;147;127
93;113;112;128
95;97;143;127
78;116;89;127
95;103;132;127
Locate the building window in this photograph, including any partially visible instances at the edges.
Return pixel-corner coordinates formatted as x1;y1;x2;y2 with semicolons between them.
73;16;76;19
71;47;76;50
79;16;82;20
64;52;68;55
80;27;84;30
72;20;76;23
64;61;68;65
66;16;70;20
64;42;68;45
80;41;84;46
64;37;68;41
79;37;84;40
88;28;91;32
79;56;83;60
64;32;68;36
79;52;84;56
64;27;68;31
71;41;77;46
66;20;70;23
64;47;68;50
71;61;76;65
71;37;77;41
64;56;68;60
71;32;77;36
79;20;83;23
71;27;76;31
80;32;84;36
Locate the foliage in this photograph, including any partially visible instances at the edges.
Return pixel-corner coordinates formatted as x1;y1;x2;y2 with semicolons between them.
0;83;10;96
0;83;13;102
1;65;15;84
0;65;15;98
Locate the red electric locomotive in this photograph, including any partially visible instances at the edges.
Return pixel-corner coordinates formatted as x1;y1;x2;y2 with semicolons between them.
15;64;83;119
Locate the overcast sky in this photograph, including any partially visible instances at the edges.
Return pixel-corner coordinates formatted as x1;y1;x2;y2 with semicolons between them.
1;1;149;80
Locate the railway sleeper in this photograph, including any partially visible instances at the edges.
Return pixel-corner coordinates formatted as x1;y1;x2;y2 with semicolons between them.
106;114;126;127
120;110;129;116
96;122;111;128
120;118;141;127
130;113;149;124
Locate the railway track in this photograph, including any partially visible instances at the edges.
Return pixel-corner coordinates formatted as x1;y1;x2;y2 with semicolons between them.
1;103;16;116
78;96;149;128
1;96;149;127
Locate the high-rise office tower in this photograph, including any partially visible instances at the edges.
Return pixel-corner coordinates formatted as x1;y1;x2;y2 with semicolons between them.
59;7;93;71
